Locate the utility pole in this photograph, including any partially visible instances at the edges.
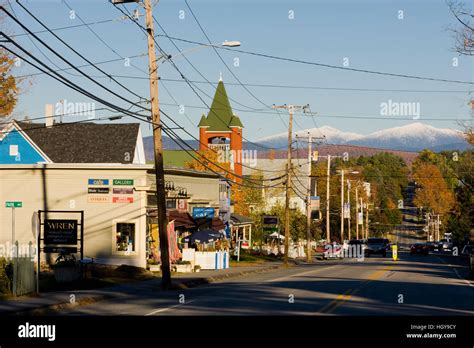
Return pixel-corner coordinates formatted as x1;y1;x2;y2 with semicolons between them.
306;133;312;262
355;186;359;240
340;169;344;243
365;203;369;240
360;197;364;239
347;179;351;241
144;0;171;289
272;104;308;267
326;155;331;242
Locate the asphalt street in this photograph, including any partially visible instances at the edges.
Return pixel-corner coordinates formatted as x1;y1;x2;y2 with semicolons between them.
56;250;473;316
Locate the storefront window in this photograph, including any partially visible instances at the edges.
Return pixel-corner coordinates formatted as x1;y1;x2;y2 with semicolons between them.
116;223;136;253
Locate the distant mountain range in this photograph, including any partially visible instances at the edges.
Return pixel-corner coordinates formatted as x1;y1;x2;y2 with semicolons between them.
144;123;472;162
256;123;472;152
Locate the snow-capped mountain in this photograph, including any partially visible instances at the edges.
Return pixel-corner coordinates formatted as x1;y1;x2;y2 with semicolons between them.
257;126;363;148
255;123;470;152
347;123;466;151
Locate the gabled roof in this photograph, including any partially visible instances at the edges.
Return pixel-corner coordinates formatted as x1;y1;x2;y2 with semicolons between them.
231;213;253;225
203;80;243;132
229;115;243;128
15;121;140;164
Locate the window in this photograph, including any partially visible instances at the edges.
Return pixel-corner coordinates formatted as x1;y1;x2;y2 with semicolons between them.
9;145;18;156
115;222;136;254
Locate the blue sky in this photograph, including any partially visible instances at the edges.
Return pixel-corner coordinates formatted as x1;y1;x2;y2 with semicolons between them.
5;0;473;140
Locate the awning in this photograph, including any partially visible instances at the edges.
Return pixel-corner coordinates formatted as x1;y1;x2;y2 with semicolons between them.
147;209;196;229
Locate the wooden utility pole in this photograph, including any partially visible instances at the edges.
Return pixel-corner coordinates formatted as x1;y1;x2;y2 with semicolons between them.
347;179;351;241
144;0;171;289
355;186;359;240
340;169;344;243
306;133;312;262
272;104;308;266
326;155;331;242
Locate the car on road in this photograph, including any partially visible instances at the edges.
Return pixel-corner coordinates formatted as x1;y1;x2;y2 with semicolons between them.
425;241;437;251
365;238;387;257
460;245;474;260
410;243;430;255
438;238;454;251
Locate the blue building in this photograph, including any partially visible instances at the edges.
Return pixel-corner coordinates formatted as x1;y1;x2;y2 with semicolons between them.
0;120;146;165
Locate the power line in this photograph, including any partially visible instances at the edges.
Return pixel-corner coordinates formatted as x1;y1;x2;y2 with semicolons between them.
5;3;145;102
157;35;474;85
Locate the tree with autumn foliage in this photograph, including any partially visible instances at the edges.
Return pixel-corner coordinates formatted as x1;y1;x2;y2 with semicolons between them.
413;163;455;219
1;48;18;118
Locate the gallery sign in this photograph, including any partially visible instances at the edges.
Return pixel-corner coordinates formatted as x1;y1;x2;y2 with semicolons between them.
113;179;134;186
44;219;78;245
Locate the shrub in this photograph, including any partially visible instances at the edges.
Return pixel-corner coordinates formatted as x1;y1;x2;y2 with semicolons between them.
0;257;13;295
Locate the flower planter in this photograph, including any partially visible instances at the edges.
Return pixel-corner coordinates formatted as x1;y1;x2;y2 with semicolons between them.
148;265;161;272
173;264;193;273
53;266;80;283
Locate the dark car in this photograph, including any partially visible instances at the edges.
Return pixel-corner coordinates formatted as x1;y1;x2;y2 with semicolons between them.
425;241;437;251
410;243;429;255
365;238;387;257
460;245;474;260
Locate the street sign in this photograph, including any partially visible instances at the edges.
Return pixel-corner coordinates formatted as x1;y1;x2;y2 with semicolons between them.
5;201;22;208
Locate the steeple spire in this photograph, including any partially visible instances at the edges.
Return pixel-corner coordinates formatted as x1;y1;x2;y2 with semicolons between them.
219;71;223;82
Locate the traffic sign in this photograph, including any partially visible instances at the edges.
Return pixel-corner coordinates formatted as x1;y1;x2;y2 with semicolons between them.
6;201;22;208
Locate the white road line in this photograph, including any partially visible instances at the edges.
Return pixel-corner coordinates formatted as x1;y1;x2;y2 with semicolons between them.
434;254;473;288
145;299;197;316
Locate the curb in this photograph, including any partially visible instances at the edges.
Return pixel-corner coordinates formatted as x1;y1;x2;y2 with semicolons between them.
175;263;286;289
9;262;289;315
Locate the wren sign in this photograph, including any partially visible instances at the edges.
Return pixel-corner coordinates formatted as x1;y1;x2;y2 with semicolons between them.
6;201;22;208
44;219;78;245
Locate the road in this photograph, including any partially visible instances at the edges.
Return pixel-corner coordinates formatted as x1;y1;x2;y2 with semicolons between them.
57;251;473;316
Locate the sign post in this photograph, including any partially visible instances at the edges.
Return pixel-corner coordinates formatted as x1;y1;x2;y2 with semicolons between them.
6;202;22;256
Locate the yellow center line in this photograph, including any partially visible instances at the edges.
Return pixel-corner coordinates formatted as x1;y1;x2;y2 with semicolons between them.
319;265;395;314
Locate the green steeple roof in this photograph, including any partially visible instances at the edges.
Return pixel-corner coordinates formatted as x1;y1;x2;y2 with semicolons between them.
198;114;209;127
205;80;238;131
229;115;243;128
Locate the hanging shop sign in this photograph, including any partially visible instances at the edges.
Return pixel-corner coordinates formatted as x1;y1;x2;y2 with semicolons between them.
192;207;215;219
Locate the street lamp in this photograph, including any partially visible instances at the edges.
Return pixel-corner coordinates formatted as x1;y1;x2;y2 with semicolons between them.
156;40;241;64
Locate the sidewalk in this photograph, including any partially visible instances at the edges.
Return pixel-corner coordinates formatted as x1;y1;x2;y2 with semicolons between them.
0;261;287;315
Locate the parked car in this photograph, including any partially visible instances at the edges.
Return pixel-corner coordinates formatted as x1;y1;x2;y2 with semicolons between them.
348;239;367;257
383;239;391;250
438;238;454;251
460;245;474;260
410;243;430;255
425;241;437;251
365;238;387;257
